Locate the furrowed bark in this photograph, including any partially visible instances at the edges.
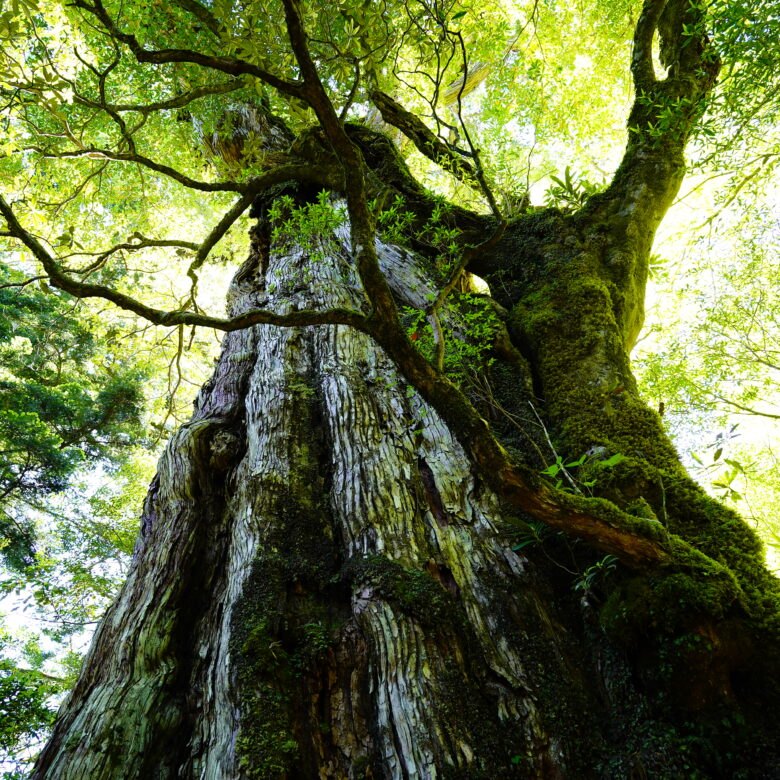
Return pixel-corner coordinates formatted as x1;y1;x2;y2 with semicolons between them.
33;200;780;778
32;218;597;778
25;3;780;775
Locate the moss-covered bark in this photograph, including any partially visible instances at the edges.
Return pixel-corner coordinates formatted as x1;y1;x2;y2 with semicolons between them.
32;183;780;776
471;129;780;778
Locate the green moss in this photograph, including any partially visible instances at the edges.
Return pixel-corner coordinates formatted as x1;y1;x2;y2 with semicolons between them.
235;683;298;779
507;244;778;604
597;710;756;780
223;368;354;778
493;224;780;772
225;487;345;776
433;669;525;778
344;554;455;626
449;561;605;776
226;498;340;777
343;555;601;775
228;553;344;777
265;491;339;591
229;555;297;779
600;565;739;644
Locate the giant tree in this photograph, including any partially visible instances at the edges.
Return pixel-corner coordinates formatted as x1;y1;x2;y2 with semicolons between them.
1;0;779;776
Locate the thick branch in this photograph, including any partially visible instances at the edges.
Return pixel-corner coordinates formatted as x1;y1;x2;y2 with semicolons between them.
343;124;493;248
369;89;478;186
631;0;665;91
281;0;398;323
369;325;672;569
578;0;721;270
626;0;720;158
3;0;690;570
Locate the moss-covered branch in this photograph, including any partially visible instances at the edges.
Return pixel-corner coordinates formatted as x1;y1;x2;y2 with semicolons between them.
592;0;721;227
631;0;666;91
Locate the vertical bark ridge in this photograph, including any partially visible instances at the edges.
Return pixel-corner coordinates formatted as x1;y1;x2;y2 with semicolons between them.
33;316;259;777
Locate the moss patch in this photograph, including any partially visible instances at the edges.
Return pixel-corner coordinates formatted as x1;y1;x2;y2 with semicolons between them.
343;554;457;627
230;554;297;779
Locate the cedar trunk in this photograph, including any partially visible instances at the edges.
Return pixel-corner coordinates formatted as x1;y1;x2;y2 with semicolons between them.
32;190;780;777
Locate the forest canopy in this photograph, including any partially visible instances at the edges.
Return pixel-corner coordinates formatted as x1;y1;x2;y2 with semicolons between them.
0;0;779;774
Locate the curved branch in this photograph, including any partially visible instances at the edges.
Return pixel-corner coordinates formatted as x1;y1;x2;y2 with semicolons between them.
0;194;367;333
70;45;139;155
369;89;478;186
427;219;507;369
188;190;256;282
631;0;665;91
369;318;672;569
578;0;721;278
74;79;241;114
448;29;502;219
73;0;304;100
30;145;242;192
281;0;398;323
344;123;492;242
43;161;108;212
710;394;780;421
63;237;199;275
3;1;693;571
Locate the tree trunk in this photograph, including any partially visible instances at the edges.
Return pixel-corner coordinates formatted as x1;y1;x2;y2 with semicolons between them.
33;202;780;778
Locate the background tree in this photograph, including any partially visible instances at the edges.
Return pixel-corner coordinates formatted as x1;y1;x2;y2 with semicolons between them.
0;211;216;770
0;263;149;772
635;205;780;568
1;0;779;777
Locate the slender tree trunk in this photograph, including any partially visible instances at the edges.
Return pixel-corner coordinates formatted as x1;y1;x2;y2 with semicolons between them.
33;200;780;778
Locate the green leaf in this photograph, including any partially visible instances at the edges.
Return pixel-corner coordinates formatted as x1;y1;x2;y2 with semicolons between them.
598;453;627;469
